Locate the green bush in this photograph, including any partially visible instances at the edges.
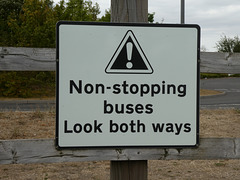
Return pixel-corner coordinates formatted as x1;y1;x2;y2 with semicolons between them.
0;71;55;98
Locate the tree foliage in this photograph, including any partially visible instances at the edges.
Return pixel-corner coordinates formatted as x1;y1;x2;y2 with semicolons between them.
216;35;240;53
0;0;24;46
65;0;100;21
0;71;55;98
1;0;100;47
98;9;111;22
7;0;56;47
148;12;155;23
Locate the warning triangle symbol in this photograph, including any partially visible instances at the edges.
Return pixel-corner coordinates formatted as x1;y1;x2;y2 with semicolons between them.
105;30;153;74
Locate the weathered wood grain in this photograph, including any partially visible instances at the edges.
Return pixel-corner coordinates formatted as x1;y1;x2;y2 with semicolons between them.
0;47;56;71
111;0;148;23
1;47;240;73
200;52;240;74
110;161;147;180
0;138;239;164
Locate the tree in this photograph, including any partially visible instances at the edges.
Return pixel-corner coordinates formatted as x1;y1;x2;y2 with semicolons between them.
7;0;56;47
2;0;100;48
216;35;240;53
0;0;24;46
54;0;68;20
63;0;100;21
98;9;111;22
148;12;155;23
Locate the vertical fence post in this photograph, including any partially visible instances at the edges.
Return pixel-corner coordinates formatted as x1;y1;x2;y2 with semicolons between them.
110;0;148;179
110;161;147;180
111;0;148;23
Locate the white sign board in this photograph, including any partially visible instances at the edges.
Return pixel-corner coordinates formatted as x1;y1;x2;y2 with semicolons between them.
56;22;200;148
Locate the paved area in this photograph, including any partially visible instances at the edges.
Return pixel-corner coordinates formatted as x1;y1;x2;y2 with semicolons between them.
0;99;55;111
200;77;240;109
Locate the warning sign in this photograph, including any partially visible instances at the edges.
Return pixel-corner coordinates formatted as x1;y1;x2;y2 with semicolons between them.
105;30;153;74
56;21;200;148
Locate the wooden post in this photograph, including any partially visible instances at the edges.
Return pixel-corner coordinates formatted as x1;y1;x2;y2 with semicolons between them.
110;0;148;179
111;0;148;23
110;161;147;180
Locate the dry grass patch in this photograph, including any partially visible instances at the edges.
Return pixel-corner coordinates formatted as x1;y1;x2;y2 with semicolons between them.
200;89;223;96
0;111;55;139
200;109;240;137
0;160;240;180
0;161;110;180
148;159;240;180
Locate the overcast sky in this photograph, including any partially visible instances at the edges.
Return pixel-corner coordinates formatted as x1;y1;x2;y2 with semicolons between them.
55;0;240;52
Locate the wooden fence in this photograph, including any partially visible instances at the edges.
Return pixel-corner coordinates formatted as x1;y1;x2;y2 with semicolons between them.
1;138;240;164
0;46;240;165
1;47;240;73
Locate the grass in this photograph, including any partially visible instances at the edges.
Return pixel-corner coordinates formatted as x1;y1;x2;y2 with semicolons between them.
30;110;45;120
215;162;226;167
201;73;240;79
200;89;223;96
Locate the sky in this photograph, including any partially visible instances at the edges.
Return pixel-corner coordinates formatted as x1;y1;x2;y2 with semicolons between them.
54;0;240;52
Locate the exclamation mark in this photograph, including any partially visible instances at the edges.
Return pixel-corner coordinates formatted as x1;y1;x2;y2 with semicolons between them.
126;42;133;69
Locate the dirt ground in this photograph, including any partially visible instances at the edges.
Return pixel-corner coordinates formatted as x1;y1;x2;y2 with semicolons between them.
0;109;240;179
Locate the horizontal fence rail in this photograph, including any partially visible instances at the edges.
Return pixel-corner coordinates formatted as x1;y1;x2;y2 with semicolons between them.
201;52;240;74
1;47;240;73
0;138;240;164
0;47;56;71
